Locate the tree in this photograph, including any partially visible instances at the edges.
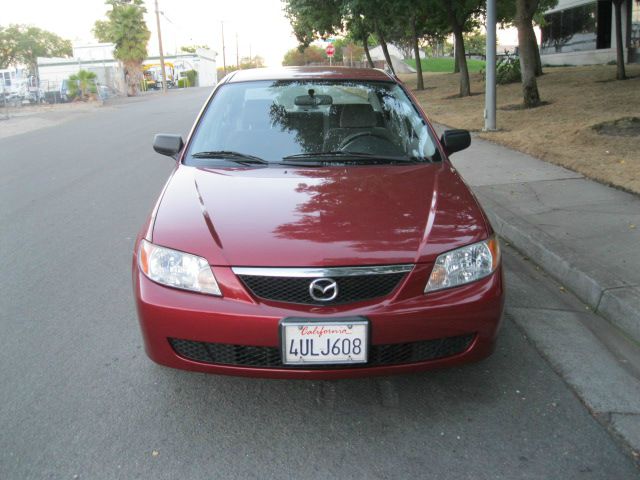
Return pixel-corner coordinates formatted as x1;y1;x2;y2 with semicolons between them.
338;41;365;66
283;0;344;47
330;37;363;64
216;56;264;80
0;24;72;74
241;55;265;69
180;44;210;54
498;0;556;76
283;0;398;73
68;70;97;100
410;16;425;89
343;13;376;68
612;0;626;80
515;0;541;107
283;45;327;66
93;0;150;96
422;33;452;57
463;30;486;56
383;0;449;90
439;0;483;97
346;0;399;74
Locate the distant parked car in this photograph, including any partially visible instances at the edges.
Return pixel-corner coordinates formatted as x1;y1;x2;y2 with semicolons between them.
133;67;504;379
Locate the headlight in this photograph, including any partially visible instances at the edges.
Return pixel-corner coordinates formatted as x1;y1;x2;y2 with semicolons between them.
425;236;500;292
138;239;222;296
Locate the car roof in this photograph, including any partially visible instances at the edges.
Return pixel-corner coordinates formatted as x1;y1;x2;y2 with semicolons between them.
225;66;396;83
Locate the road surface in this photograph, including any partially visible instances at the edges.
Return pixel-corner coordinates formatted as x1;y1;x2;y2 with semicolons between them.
1;88;637;479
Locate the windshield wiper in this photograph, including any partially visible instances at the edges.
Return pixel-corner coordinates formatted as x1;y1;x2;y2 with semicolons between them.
190;150;269;164
282;151;416;163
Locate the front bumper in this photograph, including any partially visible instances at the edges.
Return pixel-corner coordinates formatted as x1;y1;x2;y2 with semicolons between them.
133;261;504;379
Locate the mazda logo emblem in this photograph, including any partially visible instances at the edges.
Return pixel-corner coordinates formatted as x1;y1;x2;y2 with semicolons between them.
309;278;338;302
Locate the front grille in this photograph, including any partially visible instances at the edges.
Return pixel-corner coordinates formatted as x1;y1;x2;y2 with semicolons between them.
237;272;407;306
169;334;475;369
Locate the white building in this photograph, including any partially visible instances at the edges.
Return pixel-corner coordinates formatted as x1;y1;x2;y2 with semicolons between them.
540;0;639;65
37;42;217;97
193;48;218;87
143;48;218;88
38;43;125;96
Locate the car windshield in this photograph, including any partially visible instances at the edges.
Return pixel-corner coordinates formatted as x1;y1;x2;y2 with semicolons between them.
185;79;439;165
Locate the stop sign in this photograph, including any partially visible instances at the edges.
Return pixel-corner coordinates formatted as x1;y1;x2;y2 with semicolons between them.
326;44;335;57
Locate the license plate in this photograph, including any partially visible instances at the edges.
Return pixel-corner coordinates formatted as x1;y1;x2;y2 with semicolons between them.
281;318;368;365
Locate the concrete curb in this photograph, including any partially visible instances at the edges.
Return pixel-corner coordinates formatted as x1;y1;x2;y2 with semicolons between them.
476;191;640;345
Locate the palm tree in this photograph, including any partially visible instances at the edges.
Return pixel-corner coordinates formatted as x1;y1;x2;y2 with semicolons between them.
93;0;150;96
68;70;98;100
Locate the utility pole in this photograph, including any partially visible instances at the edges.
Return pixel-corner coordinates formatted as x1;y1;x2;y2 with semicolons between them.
249;44;252;67
236;32;240;69
154;0;167;93
221;21;227;75
484;0;497;130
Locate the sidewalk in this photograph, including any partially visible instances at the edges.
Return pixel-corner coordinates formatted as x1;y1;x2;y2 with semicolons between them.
439;127;640;460
443;129;640;345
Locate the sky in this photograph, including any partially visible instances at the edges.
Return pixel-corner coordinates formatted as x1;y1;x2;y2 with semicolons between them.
2;0;301;67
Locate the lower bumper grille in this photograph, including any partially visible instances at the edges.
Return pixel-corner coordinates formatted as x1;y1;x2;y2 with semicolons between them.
169;334;475;369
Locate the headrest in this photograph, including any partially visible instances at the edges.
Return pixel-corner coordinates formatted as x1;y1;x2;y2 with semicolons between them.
340;104;376;128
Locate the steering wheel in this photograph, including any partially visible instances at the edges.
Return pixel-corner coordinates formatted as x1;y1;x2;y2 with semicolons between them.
338;131;394;151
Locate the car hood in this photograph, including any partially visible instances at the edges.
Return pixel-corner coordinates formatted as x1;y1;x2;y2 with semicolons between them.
151;163;489;267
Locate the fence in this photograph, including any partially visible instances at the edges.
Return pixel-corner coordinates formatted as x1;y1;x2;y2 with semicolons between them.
0;78;120;121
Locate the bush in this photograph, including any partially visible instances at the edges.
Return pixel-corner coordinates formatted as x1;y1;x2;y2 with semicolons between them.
496;54;521;84
184;69;197;87
67;70;98;100
481;53;521;85
177;70;198;87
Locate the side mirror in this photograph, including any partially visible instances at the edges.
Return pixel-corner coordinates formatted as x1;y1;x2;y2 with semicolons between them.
153;134;184;158
440;129;471;155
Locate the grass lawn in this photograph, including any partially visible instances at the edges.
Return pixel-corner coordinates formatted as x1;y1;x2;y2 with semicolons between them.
400;64;640;194
405;57;485;73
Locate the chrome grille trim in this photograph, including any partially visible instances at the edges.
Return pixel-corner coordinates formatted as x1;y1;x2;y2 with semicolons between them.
231;264;414;278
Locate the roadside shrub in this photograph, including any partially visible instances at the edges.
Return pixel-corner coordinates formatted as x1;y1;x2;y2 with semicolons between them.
177;70;198;88
185;69;198;87
67;70;98;100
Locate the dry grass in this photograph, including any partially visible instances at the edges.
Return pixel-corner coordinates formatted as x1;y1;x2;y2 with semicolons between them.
400;64;640;194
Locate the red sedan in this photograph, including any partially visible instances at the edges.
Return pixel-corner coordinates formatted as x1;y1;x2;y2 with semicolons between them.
133;67;504;379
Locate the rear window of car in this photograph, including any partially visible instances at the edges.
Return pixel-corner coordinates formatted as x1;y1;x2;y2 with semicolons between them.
185;79;438;163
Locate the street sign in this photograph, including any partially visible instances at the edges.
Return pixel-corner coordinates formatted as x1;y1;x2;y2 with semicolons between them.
326;44;335;58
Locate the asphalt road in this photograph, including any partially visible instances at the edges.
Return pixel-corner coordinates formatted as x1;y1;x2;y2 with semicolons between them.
1;88;638;480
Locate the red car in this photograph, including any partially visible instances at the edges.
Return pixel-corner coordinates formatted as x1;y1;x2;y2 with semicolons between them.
133;67;504;379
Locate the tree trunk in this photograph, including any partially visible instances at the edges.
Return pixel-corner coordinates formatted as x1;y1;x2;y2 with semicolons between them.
516;0;541;107
453;43;460;73
445;3;470;96
375;20;396;75
363;35;375;68
124;61;141;96
527;22;543;76
613;0;626;80
452;25;470;96
412;16;424;90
